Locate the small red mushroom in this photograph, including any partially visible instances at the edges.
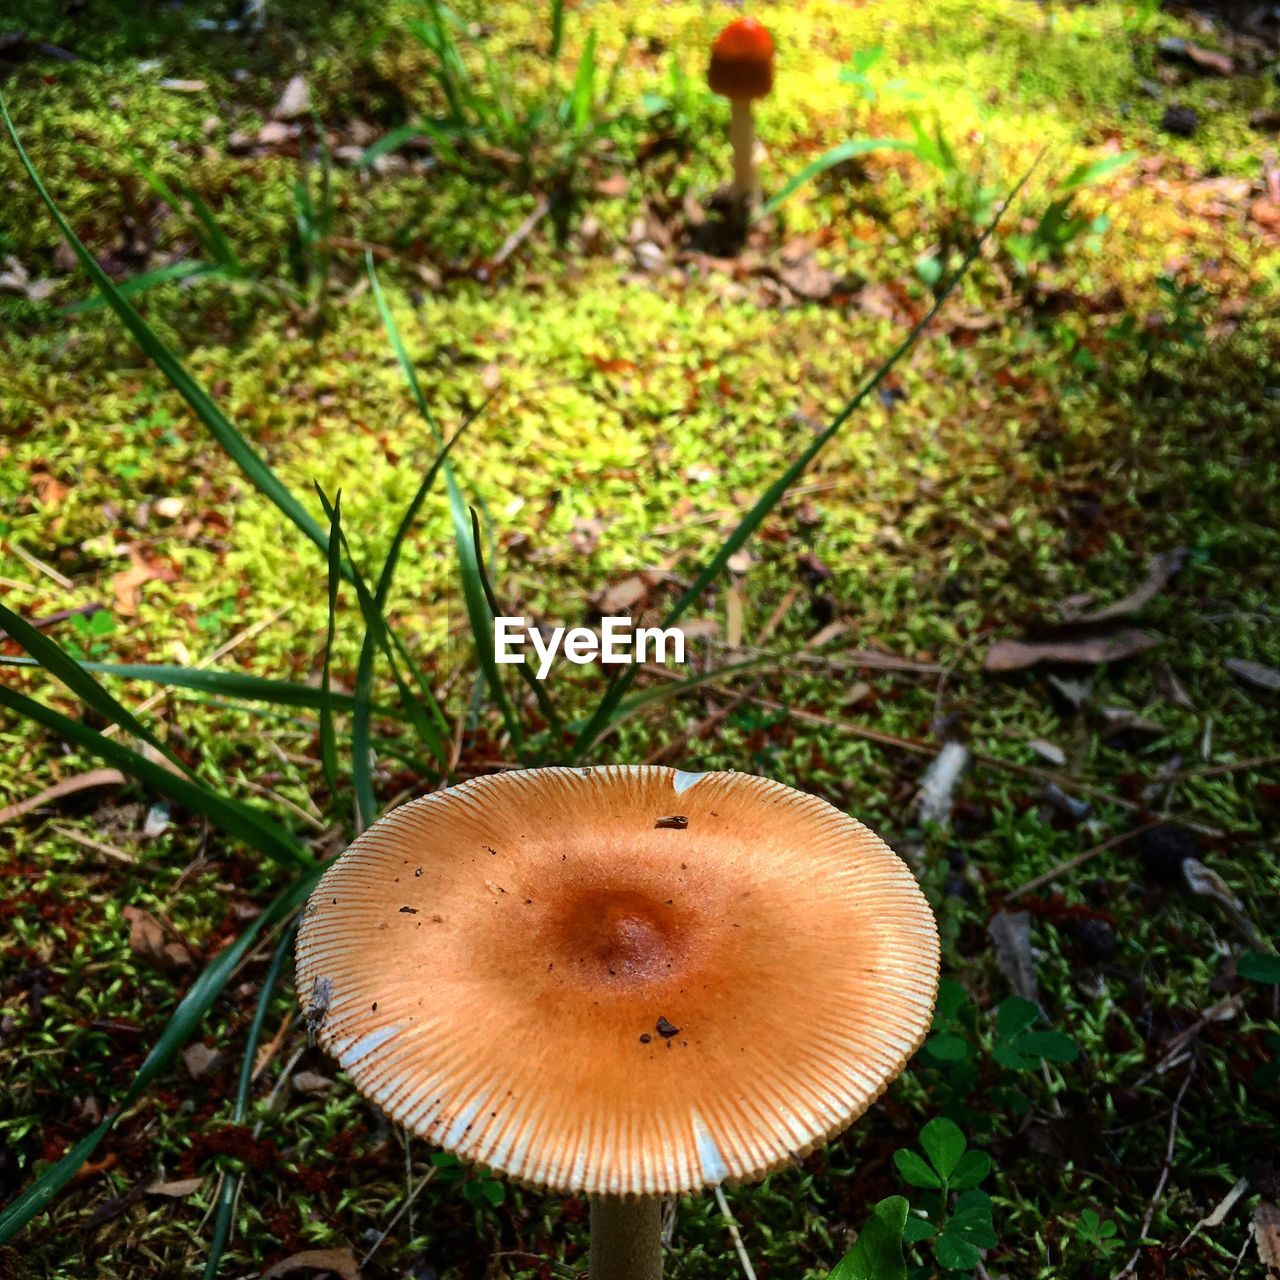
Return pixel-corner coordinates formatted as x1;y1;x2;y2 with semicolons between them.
707;16;776;203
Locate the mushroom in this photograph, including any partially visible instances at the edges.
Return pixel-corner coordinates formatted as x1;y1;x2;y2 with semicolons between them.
707;17;776;203
296;766;938;1279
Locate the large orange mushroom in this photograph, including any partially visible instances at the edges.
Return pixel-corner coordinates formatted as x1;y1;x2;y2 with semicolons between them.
296;766;939;1279
707;17;776;202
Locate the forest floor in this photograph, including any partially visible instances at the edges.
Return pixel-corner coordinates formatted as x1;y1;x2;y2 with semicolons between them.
1;0;1279;1276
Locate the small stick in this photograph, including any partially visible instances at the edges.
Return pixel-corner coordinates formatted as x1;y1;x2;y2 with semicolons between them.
1113;1063;1196;1279
360;1166;438;1268
1005;818;1167;901
714;1184;759;1280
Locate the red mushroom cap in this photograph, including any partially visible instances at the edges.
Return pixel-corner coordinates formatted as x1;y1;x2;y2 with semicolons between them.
707;17;775;101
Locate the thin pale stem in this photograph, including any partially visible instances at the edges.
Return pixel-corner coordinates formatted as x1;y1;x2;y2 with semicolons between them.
589;1196;663;1280
728;97;757;201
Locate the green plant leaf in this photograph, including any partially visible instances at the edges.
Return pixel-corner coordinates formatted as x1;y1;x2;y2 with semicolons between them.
202;922;296;1278
935;1232;983;1271
61;260;221;313
366;256;524;757
1239;952;1280;983
925;1030;970;1061
993;1040;1033;1071
0;96;334;563
948;1148;990;1190
901;1215;937;1243
920;1116;966;1180
0;600;193;781
568;158;1041;762
0;657;404;720
828;1195;908;1280
0;865;322;1244
995;996;1041;1040
1018;1030;1080;1062
469;506;563;740
319;491;344;801
0;682;311;869
893;1148;942;1189
758;137;916;219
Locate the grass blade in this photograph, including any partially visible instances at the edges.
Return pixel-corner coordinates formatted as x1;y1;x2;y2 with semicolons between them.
0;600;196;781
569;159;1041;761
0;657;405;720
469;506;563;741
366;257;525;755
319;492;343;801
758;138;916;219
549;0;565;60
0;867;321;1245
0;683;311;868
1;96;332;561
202;922;296;1279
61;260;219;314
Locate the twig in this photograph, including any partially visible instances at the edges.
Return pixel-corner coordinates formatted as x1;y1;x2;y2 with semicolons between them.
0;601;105;640
1113;1063;1196;1279
50;822;135;865
1006;818;1167;901
359;1167;437;1268
490;197;550;269
0;768;126;825
7;541;73;589
714;1185;759;1280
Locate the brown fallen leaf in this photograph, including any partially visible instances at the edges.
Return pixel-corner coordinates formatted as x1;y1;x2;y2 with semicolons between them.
273;74;310;121
770;251;838;300
1255;1201;1280;1273
0;768;126;825
147;1177;204;1198
985;629;1159;672
291;1071;335;1095
263;1247;361;1280
988;909;1038;1001
1158;37;1233;76
112;546;178;616
1226;658;1280;693
591;574;651;614
182;1042;223;1080
122;905;167;963
1067;547;1185;624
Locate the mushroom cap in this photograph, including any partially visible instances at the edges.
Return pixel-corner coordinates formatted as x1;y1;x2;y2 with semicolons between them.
707;17;776;100
295;766;938;1197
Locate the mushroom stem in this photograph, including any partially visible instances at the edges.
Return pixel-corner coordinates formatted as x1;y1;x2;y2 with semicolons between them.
589;1195;663;1280
728;96;757;202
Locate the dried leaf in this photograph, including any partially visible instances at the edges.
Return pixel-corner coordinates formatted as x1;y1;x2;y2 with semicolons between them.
1182;858;1263;945
182;1042;223;1080
122;905;166;963
772;252;838;300
112;546;178;616
292;1071;335;1095
916;742;970;829
273;75;311;121
1068;548;1185;624
985;629;1158;672
148;1177;204;1198
1157;37;1233;76
263;1248;361;1280
1255;1201;1280;1273
0;768;125;825
1226;658;1280;693
591;575;650;614
1028;739;1066;767
988;909;1038;1001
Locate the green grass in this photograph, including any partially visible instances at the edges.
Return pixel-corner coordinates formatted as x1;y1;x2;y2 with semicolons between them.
2;0;1279;1276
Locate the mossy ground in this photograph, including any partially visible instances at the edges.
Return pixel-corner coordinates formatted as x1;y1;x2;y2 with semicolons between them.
1;0;1278;1276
